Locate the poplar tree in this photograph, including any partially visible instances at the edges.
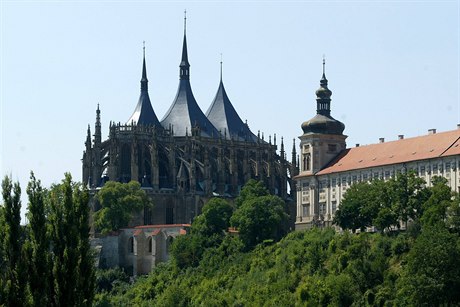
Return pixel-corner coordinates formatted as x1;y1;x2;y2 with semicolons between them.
49;173;94;306
25;172;50;306
1;175;28;306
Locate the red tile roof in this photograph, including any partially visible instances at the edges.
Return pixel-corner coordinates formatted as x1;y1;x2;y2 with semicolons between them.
151;229;161;236
315;129;460;176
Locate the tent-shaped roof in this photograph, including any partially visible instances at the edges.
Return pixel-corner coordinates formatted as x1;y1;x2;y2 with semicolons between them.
160;32;219;138
206;80;258;142
127;52;161;127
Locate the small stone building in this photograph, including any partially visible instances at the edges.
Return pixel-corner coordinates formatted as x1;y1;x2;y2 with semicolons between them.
93;224;190;275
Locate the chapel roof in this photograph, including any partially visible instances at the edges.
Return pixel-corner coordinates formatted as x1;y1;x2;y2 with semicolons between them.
316;129;460;175
205;66;258;142
127;48;162;127
160;24;219;138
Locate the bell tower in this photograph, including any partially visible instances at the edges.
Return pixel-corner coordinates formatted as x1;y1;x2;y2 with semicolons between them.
299;59;346;175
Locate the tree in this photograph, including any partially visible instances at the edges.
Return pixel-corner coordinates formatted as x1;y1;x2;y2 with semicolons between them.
48;173;95;306
397;225;460;305
94;181;152;234
235;179;269;208
1;175;28;307
333;181;379;232
25;172;51;307
421;176;452;227
231;194;288;249
191;198;233;236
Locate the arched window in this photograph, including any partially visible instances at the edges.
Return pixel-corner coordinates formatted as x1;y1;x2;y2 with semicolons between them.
148;236;153;253
128;237;134;253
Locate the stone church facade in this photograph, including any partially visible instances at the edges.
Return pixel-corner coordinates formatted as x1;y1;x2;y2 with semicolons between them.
295;61;460;230
82;21;298;227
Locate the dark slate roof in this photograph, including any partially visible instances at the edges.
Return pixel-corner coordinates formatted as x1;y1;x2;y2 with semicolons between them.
160;33;219;138
161;79;219;138
127;54;161;127
206;80;258;142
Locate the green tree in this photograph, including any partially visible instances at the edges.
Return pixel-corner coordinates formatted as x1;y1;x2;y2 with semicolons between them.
25;172;51;307
334;181;379;232
48;173;95;306
231;194;288;249
170;233;206;269
421;176;452;227
0;203;5;304
94;181;152;234
389;172;429;227
1;176;28;306
397;225;460;306
235;179;269;208
191;198;233;236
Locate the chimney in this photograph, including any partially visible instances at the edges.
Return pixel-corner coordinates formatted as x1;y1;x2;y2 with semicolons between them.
428;129;436;135
457;124;460;130
398;135;404;140
379;138;385;143
356;144;360;147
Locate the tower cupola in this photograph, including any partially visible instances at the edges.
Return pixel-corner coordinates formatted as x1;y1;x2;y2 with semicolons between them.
301;59;345;135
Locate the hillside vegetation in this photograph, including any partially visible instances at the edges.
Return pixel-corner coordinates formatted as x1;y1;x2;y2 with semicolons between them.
95;176;460;306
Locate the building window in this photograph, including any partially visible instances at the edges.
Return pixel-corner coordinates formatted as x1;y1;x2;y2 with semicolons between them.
384;171;390;178
129;237;134;253
166;207;174;224
420;166;425;175
332;202;337;214
148;237;153;253
302;153;311;171
319;203;326;215
363;173;368;181
373;172;379;180
433;164;438;172
302;205;309;217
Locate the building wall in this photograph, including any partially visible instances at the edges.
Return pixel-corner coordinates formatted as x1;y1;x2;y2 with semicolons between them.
295;155;460;230
95;225;189;275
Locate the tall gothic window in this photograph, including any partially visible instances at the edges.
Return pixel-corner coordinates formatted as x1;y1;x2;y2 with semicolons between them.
303;153;311;171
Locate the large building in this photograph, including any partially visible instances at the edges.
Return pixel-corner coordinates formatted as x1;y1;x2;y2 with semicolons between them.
295;61;460;230
82;20;297;227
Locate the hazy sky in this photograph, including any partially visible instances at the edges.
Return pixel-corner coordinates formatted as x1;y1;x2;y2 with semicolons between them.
1;1;459;207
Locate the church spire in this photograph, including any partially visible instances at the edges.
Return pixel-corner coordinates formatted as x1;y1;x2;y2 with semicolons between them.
180;10;190;80
220;53;223;82
94;104;101;146
316;57;332;116
141;41;148;91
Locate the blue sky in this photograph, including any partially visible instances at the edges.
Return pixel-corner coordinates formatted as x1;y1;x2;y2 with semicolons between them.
1;1;459;212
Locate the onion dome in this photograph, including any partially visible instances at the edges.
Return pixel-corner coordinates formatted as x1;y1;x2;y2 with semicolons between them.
301;59;345;135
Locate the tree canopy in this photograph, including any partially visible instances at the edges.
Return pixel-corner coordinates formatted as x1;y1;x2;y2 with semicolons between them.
94;180;153;234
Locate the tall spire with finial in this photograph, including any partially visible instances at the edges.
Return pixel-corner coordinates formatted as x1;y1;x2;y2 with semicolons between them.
95;104;101;145
316;56;332;116
180;10;190;80
141;41;148;91
127;42;161;127
220;53;223;82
